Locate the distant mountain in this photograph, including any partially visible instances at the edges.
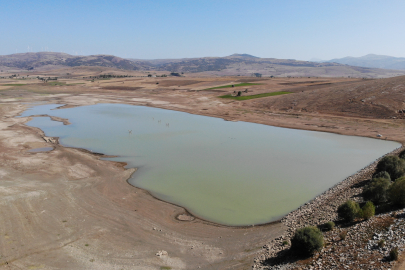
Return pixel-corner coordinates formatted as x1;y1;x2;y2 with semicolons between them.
327;54;405;70
309;58;325;63
0;52;151;70
135;54;344;73
228;53;259;58
2;52;405;78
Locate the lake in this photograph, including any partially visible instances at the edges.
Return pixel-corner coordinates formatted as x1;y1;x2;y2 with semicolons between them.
20;103;401;226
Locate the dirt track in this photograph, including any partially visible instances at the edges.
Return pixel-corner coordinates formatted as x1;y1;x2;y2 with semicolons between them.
1;73;405;269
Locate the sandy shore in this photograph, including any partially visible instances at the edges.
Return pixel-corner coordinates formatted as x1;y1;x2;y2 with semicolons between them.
1;83;405;269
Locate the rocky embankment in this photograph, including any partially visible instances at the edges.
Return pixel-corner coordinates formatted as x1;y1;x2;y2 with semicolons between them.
253;146;405;270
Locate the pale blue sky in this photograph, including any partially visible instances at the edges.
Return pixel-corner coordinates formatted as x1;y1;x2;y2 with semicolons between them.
1;0;404;60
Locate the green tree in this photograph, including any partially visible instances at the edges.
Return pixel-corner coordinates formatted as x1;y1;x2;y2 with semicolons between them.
361;201;375;219
337;200;361;222
364;177;391;204
389;177;405;207
372;171;391;181
399;150;405;160
375;156;405;180
291;226;324;256
325;221;335;231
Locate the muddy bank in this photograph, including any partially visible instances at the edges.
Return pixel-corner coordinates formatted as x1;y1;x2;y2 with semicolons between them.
0;101;286;270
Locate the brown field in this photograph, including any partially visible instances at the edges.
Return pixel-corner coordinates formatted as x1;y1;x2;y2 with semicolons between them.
1;66;405;269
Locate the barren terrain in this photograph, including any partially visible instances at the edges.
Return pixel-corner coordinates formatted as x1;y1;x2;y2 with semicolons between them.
1;67;405;269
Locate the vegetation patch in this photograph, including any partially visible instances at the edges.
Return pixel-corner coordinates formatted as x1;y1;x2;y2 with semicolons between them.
219;91;291;100
2;84;27;86
337;200;361;222
205;82;261;90
47;81;66;86
291;226;324;256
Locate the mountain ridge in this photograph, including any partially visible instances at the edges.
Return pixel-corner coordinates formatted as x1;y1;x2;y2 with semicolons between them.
1;52;405;78
326;54;405;70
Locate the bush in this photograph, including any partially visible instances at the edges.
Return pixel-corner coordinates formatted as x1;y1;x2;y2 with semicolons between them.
372;171;391;181
361;201;375;219
378;239;385;248
364;177;391;204
282;240;289;246
337;200;361;222
389;177;405;207
291;226;324;256
325;221;335;231
399;150;405;160
375;156;405;180
390;247;399;261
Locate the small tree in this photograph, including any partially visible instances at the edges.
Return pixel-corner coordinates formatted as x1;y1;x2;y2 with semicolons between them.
399;150;405;160
325;221;335;231
363;177;391;204
291;226;324;256
375;156;405;180
390;247;399;261
337;200;361;222
389;177;405;207
372;171;391;181
361;201;375;219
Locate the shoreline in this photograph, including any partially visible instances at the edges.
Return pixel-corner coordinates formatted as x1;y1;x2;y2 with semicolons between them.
2;102;289;270
2;76;405;269
254;144;404;267
21;103;403;229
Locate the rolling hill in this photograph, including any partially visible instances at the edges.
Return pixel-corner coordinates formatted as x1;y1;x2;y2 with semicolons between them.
327;54;405;70
0;52;151;70
1;52;405;78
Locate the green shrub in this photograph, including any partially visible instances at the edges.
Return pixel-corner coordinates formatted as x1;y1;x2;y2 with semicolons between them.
282;240;289;246
337;200;361;222
325;221;335;231
378;239;385;248
364;177;391;204
390;247;399;261
372;171;391;181
375;156;405;180
361;201;375;219
389;177;405;207
291;226;324;256
399;150;405;160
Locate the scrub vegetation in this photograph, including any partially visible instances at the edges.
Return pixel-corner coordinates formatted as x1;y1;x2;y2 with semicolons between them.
291;226;324;256
337;200;361;222
2;83;26;86
375;155;405;180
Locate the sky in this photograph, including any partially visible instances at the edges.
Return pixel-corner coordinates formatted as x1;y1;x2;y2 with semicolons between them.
1;0;405;60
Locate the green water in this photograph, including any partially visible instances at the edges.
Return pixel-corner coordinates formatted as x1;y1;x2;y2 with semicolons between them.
21;103;401;226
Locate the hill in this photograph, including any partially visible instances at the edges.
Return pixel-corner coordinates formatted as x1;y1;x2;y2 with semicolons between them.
134;54;405;78
2;52;405;78
252;75;405;119
0;52;151;71
327;54;405;70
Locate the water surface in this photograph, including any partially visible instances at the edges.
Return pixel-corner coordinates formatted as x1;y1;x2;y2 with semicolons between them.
21;103;401;226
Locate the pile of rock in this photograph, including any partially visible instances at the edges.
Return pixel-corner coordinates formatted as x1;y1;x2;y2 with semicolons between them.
306;209;405;269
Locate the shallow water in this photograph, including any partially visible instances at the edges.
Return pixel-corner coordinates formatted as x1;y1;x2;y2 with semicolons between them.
21;103;401;226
